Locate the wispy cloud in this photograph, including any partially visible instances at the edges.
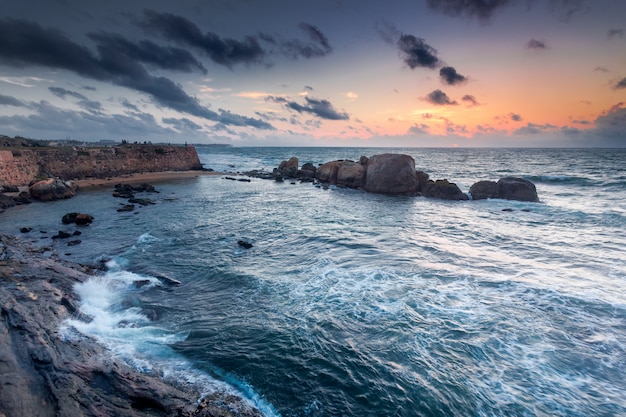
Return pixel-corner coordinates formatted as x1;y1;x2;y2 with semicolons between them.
267;96;349;120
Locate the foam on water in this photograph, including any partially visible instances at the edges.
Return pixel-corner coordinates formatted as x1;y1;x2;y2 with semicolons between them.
61;250;280;416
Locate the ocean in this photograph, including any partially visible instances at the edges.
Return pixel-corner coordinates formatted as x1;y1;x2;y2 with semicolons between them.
1;147;625;416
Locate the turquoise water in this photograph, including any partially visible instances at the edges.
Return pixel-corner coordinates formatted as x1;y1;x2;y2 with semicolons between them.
2;147;626;416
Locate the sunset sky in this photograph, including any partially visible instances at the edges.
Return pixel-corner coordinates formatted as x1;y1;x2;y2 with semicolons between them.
1;0;625;147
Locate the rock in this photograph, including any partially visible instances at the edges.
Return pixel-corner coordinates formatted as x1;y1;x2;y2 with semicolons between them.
20;227;32;233
62;212;80;224
496;177;539;202
1;185;19;193
469;180;498;200
62;212;94;225
67;239;82;246
75;213;94;225
0;236;264;417
423;179;469;200
364;154;419;195
128;198;156;206
29;178;76;201
278;156;299;178
238;240;253;249
469;178;539;202
416;171;430;193
117;204;136;212
0;193;16;209
16;191;32;204
52;231;72;239
336;161;366;188
315;160;344;184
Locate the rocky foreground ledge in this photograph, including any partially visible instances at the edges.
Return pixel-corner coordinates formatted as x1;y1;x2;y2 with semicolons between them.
0;235;263;417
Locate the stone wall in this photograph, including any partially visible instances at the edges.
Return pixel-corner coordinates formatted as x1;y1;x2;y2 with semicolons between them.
0;145;203;187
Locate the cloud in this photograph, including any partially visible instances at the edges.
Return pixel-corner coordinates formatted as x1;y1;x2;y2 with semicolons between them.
513;122;557;135
462;94;479;106
510;113;523;122
346;92;358;101
409;124;431;135
593;102;626;140
426;0;515;21
121;99;141;112
0;76;50;87
48;86;103;113
141;10;265;67
608;29;624;38
527;38;547;50
267;96;349;120
162;117;203;130
0;94;26;107
87;32;208;74
397;34;440;69
0;18;272;130
440;66;467;85
594;66;609;73
425;89;457;105
276;23;332;58
614;77;626;90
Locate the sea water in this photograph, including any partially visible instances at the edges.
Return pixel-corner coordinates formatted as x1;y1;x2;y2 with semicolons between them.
1;147;625;416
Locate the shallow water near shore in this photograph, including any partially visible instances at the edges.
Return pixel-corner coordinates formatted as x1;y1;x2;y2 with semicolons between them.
2;147;626;416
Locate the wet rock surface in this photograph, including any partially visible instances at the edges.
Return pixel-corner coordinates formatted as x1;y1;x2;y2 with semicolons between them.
0;235;263;417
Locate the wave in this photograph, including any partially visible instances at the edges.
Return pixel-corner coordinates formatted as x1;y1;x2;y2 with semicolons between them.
60;256;280;417
526;175;596;186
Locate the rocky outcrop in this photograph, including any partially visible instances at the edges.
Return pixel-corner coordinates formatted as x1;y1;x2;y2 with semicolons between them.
315;160;367;188
0;235;263;417
364;153;419;195
470;177;539;202
423;179;469;200
29;178;77;201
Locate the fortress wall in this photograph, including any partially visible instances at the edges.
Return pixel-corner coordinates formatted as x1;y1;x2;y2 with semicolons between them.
0;145;203;187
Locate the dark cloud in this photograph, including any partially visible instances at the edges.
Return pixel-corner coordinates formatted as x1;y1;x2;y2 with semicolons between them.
510;113;523;121
425;89;457;105
88;32;207;74
162;117;203;130
440;66;467;85
409;124;430;135
260;23;333;59
48;86;103;113
0;100;181;141
426;0;515;21
527;38;547;49
141;10;265;67
0;18;273;130
594;66;609;73
462;94;479;106
81;85;97;91
593;102;626;140
0;94;26;107
614;77;626;90
397;34;440;69
608;29;624;38
513;122;557;135
121;99;141;112
267;96;349;120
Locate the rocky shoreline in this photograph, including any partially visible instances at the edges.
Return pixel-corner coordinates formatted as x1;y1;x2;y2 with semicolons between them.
0;235;263;417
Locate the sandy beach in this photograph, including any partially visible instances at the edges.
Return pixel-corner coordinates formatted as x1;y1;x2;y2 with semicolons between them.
72;169;221;190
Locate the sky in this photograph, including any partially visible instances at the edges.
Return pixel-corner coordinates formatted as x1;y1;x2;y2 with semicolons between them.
0;0;625;147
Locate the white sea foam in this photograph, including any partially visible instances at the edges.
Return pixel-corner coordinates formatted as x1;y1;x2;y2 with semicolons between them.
61;256;281;417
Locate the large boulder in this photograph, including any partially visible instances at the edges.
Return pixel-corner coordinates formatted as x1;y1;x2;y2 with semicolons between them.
469;180;498;200
423;179;469;200
278;157;299;178
364;154;419;195
469;177;539;202
315;160;344;184
497;177;539;202
29;178;76;201
336;161;366;188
